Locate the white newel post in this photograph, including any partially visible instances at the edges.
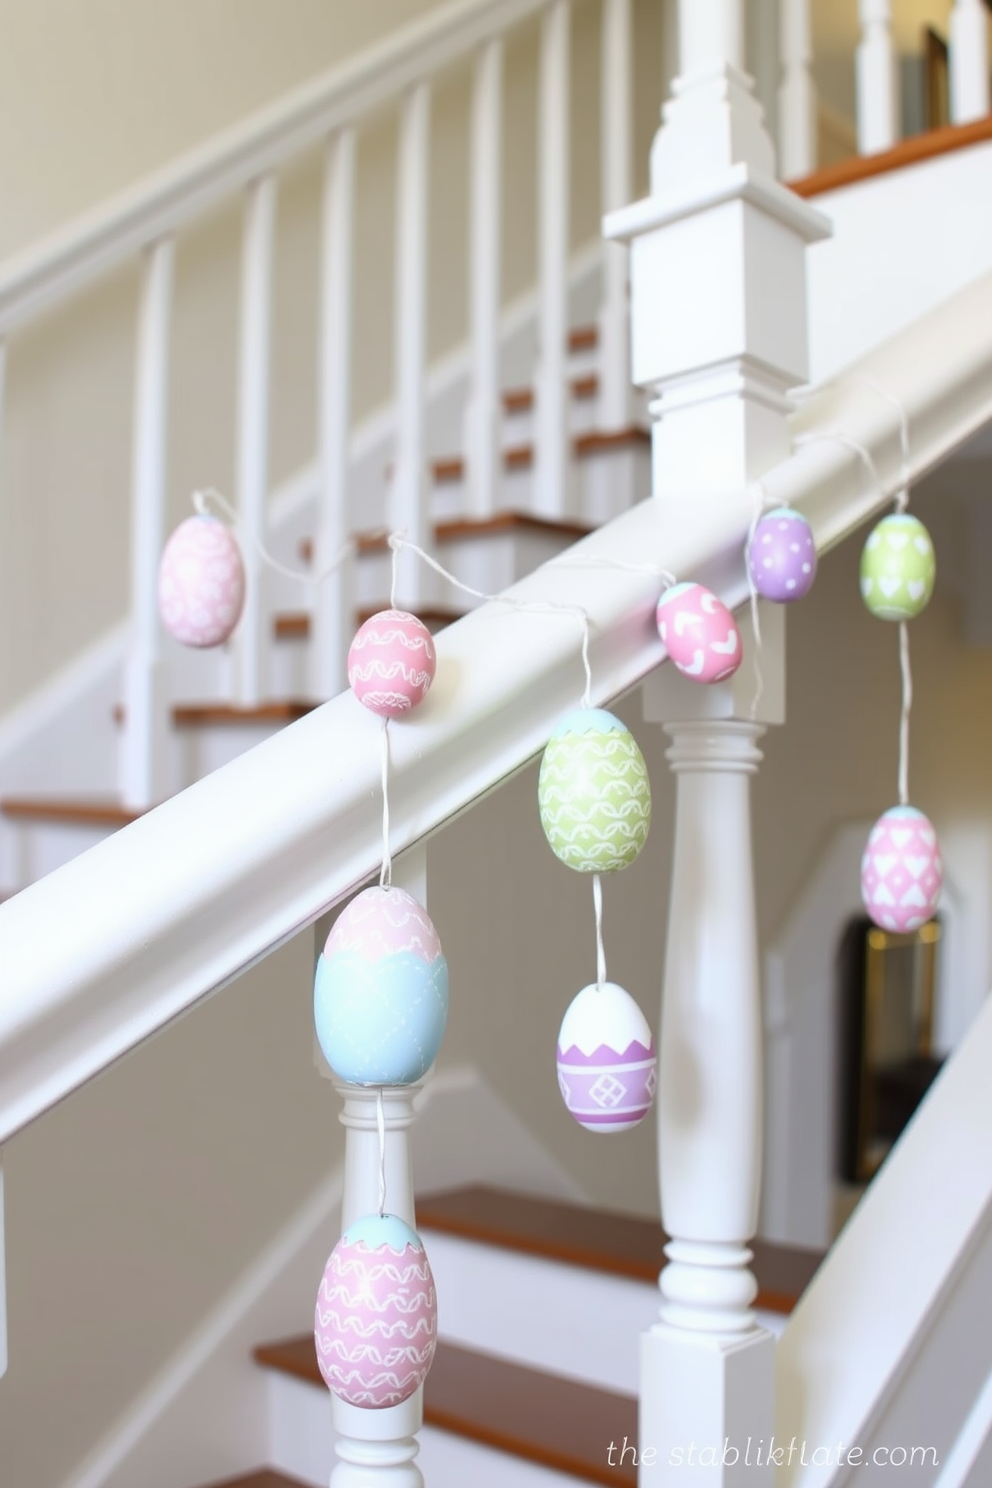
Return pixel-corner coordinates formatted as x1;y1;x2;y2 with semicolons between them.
604;0;828;1477
533;0;573;519
599;0;634;433
391;83;432;607
120;236;175;811
233;173;277;708
778;0;816;179
311;129;357;701
464;38;503;521
856;0;899;156
949;0;991;125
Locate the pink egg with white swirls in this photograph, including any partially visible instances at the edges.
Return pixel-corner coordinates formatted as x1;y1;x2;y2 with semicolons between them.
348;610;437;717
861;805;942;934
158;515;245;647
656;583;742;684
314;1213;437;1409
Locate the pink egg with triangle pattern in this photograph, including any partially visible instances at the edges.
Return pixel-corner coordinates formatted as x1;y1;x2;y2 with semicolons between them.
158;515;245;647
656;582;742;684
348;609;437;717
861;805;942;933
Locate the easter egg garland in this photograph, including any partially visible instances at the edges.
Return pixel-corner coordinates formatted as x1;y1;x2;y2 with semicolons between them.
538;709;651;873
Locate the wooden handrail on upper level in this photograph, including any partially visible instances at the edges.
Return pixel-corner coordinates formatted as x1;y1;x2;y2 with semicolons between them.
791;113;992;199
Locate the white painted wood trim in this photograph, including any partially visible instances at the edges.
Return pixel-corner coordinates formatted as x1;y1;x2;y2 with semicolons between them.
233;174;277;708
119;238;174;811
856;0;899;156
533;0;572;518
598;0;633;432
464;37;504;520
778;0;817;179
5;267;992;1145
949;0;991;126
0;1156;7;1381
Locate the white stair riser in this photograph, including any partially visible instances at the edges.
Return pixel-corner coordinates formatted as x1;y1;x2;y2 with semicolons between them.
3;818;119;885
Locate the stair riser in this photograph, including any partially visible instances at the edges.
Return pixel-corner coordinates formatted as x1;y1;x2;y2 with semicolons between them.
1;817;117;886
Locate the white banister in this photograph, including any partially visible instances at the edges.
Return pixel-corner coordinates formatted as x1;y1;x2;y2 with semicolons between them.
533;0;572;519
598;0;634;432
949;0;991;125
120;237;175;811
391;83;432;606
311;129;357;701
778;0;817;179
463;38;504;521
857;0;899;156
233;173;277;708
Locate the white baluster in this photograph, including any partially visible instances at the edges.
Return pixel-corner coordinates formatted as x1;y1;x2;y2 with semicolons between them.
533;0;573;519
950;0;991;125
463;39;504;522
120;237;174;811
661;0;680;103
599;0;634;433
857;0;899;155
311;129;357;700
779;0;817;178
391;83;432;607
0;1156;7;1380
233;173;277;707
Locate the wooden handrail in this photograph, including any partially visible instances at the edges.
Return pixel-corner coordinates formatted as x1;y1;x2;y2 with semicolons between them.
790;113;992;199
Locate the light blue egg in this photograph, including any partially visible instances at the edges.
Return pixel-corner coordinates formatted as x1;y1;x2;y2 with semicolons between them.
314;949;449;1086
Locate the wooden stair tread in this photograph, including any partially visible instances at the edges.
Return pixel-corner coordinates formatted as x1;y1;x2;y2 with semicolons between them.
172;701;317;727
254;1336;636;1487
301;509;593;564
416;1185;823;1313
198;1473;310;1488
503;372;598;414
274;606;466;641
431;425;647;485
790;112;992;200
0;796;143;827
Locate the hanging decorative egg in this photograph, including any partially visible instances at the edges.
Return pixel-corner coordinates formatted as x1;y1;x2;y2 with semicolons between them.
314;886;448;1086
538;709;651;873
556;982;657;1133
314;1212;437;1409
861;805;942;933
860;514;936;621
157;514;245;647
747;507;818;602
348;610;437;717
656;583;742;683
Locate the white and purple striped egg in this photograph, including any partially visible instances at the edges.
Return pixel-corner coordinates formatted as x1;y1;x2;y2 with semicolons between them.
556;982;657;1133
314;1213;437;1409
656;583;741;684
861;805;942;934
348;610;437;717
747;508;818;602
314;886;449;1086
158;515;245;647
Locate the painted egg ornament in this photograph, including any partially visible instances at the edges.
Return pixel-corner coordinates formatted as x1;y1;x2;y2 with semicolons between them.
860;514;935;621
314;886;449;1086
538;709;651;873
747;507;818;602
656;583;742;683
348;609;437;717
157;514;245;647
556;982;657;1132
314;1213;437;1408
861;805;942;934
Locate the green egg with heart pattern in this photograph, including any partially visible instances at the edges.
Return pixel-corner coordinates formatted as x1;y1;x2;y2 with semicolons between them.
860;514;935;621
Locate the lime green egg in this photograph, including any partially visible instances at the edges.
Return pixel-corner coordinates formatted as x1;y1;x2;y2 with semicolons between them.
538;708;651;873
860;514;935;621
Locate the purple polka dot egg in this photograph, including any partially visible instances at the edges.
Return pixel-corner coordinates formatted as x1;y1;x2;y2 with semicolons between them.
314;1213;437;1409
556;982;657;1133
348;610;437;717
861;805;942;933
158;515;245;647
747;507;818;602
656;583;741;684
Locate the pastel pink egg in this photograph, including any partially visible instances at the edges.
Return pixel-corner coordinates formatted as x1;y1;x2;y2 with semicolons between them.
314;1213;437;1409
861;805;942;933
656;583;742;684
348;610;437;717
158;515;245;647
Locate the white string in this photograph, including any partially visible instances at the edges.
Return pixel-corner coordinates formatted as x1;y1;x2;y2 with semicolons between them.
592;874;607;990
389;532;401;610
379;719;392;890
852;374;911;513
745;480;766;722
561;556;678;586
376;1087;387;1217
792;429;885;494
192;487;354;587
898;621;912;806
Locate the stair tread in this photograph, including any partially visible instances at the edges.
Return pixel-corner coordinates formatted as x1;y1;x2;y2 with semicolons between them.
274;606;466;641
172;701;317;726
431;425;647;485
301;509;593;565
0;796;144;827
197;1473;311;1488
503;372;598;414
254;1335;636;1487
416;1185;823;1312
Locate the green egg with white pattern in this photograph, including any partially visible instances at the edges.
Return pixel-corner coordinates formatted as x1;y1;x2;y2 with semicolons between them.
538;708;651;873
860;514;935;621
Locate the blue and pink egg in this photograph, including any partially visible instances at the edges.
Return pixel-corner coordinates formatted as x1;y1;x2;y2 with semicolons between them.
861;805;942;934
556;982;657;1133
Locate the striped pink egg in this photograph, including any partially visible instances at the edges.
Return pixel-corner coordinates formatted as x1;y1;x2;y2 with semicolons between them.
348;610;436;717
158;515;245;647
656;583;741;684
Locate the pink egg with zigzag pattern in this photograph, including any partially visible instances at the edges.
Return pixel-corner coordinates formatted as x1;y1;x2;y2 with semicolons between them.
861;805;942;934
348;610;437;717
656;583;741;684
314;1213;437;1409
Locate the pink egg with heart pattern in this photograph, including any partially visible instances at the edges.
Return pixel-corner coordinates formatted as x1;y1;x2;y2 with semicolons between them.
348;610;437;718
158;515;245;648
656;583;742;684
861;805;942;934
